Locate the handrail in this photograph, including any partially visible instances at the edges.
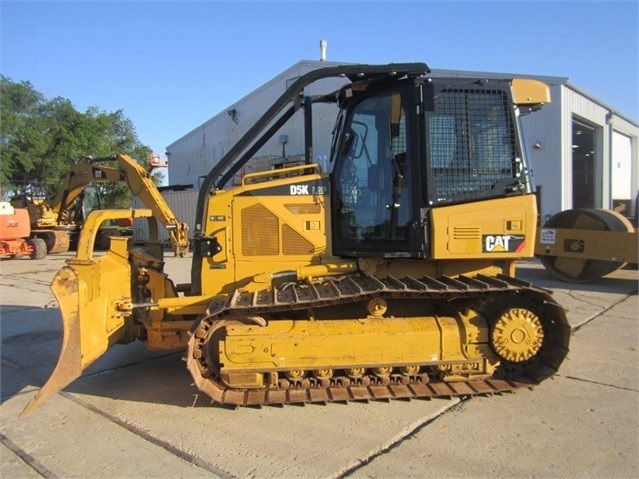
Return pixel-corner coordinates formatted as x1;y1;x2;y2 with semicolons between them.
242;163;321;185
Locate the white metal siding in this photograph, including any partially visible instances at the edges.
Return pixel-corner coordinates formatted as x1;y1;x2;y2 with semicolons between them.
132;189;199;244
519;84;564;222
166;61;347;188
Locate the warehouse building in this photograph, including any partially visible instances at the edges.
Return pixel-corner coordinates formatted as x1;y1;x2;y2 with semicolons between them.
165;60;348;188
156;60;638;243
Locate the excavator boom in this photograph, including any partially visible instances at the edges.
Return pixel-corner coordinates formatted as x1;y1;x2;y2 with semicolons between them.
15;153;188;256
89;154;190;257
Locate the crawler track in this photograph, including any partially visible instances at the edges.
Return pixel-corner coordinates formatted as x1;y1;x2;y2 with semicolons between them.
187;273;571;406
36;229;71;254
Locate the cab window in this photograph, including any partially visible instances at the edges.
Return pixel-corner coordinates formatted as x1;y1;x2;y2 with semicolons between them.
333;91;412;247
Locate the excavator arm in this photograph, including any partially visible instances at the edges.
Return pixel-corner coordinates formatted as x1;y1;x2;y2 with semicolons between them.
46;160;125;224
46;154;189;256
102;153;190;257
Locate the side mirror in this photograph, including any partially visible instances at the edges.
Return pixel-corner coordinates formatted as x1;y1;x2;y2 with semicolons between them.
340;129;358;158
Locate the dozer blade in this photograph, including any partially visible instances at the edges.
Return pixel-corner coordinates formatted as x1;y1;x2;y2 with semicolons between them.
21;250;132;415
21;267;84;415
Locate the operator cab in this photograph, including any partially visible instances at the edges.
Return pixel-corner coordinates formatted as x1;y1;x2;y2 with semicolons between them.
330;75;531;259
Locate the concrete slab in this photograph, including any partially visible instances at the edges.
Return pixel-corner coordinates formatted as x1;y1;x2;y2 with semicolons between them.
514;260;638;329
348;295;639;478
0;441;42;479
0;254;69;309
1;393;210;478
3;351;460;478
348;377;638;479
1;304;171;397
562;298;638;390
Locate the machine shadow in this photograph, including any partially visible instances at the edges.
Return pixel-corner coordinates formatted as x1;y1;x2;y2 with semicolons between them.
65;348;228;410
0;304;223;409
1;305;62;403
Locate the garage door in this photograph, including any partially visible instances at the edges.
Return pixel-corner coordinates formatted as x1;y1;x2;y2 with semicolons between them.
611;131;632;212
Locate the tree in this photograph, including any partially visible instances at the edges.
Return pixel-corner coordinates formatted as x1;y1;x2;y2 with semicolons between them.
0;76;49;196
0;75;156;207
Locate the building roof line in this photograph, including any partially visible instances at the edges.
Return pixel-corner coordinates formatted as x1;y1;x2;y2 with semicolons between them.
429;68;636;126
563;80;638;128
429;68;569;85
166;60;343;149
167;59;638;149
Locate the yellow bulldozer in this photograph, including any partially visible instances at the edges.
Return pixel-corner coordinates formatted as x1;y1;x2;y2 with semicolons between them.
23;63;573;414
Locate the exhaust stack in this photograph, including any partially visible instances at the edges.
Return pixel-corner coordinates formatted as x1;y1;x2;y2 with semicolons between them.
320;40;327;62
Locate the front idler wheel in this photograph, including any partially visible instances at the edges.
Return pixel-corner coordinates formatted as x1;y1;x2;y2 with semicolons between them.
491;307;544;362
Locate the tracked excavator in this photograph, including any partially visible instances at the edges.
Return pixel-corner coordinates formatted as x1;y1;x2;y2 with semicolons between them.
23;63;571;415
12;154;183;254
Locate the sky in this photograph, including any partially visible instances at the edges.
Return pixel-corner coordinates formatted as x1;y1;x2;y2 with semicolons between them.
1;0;638;166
